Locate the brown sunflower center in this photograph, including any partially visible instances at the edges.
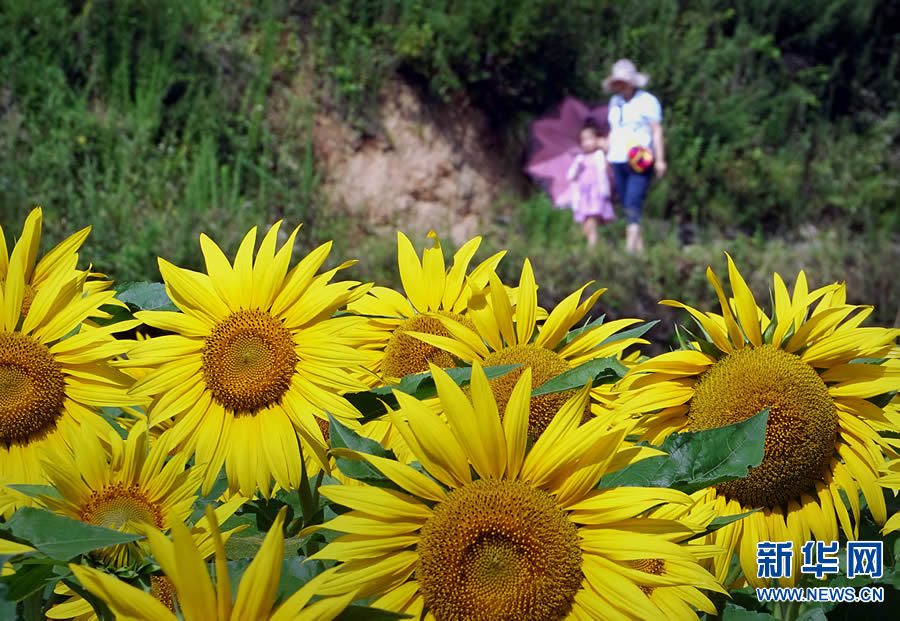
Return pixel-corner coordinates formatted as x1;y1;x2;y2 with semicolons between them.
482;344;584;440
688;344;837;508
151;575;176;612
80;483;164;530
0;332;66;447
417;479;583;621
202;310;297;414
382;312;474;379
630;558;665;595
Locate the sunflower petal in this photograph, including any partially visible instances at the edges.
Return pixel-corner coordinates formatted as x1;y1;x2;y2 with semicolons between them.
514;259;538;345
726;253;762;346
68;565;175;621
397;232;428;312
432;362;506;480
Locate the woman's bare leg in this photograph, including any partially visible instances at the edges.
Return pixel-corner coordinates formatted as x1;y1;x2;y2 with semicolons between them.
626;223;641;254
582;217;598;246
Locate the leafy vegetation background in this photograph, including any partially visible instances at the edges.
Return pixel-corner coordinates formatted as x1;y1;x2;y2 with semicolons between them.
2;0;898;343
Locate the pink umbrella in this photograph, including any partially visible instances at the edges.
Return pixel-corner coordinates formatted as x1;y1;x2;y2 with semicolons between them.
525;97;611;208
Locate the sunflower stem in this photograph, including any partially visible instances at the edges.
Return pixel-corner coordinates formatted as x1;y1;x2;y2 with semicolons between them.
311;470;325;508
783;598;802;621
295;446;317;527
708;590;729;620
22;591;42;621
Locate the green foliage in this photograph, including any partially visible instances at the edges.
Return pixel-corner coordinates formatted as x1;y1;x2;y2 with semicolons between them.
307;0;900;234
306;0;586;124
2;0;897;297
530;357;628;397
343;364;522;421
598;408;769;494
461;212;899;346
0;0;323;280
2;508;143;561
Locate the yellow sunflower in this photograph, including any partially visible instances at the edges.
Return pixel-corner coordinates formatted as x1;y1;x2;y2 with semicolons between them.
69;505;352;621
0;213;139;498
347;231;505;384
47;507;247;621
124;222;376;497
304;362;723;620
406;259;648;439
879;458;900;534
1;208;112;320
619;255;898;587
37;424;243;567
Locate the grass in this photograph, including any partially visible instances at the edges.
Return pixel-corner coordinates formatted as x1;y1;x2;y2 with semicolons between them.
1;1;896;348
341;193;899;354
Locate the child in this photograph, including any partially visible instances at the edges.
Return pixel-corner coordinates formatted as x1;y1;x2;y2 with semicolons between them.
566;120;615;246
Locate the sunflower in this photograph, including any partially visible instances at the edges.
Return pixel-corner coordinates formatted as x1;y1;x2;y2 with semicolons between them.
618;255;898;587
123;222;375;497
1;208;112;320
347;231;505;384
879;458;900;534
0;213;139;499
40;421;246;619
303;362;723;620
406;260;648;439
46;468;246;621
69;505;352;621
38;424;230;567
47;504;248;621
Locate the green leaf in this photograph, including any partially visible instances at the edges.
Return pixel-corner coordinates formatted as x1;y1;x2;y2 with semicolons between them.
6;484;62;500
392;364;521;397
720;603;778;620
114;282;177;312
556;315;605;348
336;605;412;620
0;561;54;601
328;414;390;458
98;408;130;439
91;282;178;327
707;509;761;532
346;365;520;421
92;303;134;327
597;320;658;347
328;415;398;487
796;609;828;621
277;557;325;601
681;325;723;358
686;509;761;542
867;390;897;409
224;558;252;598
237;498;294;534
531;357;628;397
0;583;16;619
673;324;699;352
2;507;143;560
598;408;769;494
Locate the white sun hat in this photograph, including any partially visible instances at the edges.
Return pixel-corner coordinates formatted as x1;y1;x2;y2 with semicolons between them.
602;59;649;90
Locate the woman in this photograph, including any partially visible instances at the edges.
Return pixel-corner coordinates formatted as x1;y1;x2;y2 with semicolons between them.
604;59;666;255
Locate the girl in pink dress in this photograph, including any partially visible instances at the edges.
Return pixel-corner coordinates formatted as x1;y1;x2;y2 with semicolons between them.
566;121;615;246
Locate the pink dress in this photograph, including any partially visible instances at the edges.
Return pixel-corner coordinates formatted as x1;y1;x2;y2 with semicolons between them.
566;150;615;223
